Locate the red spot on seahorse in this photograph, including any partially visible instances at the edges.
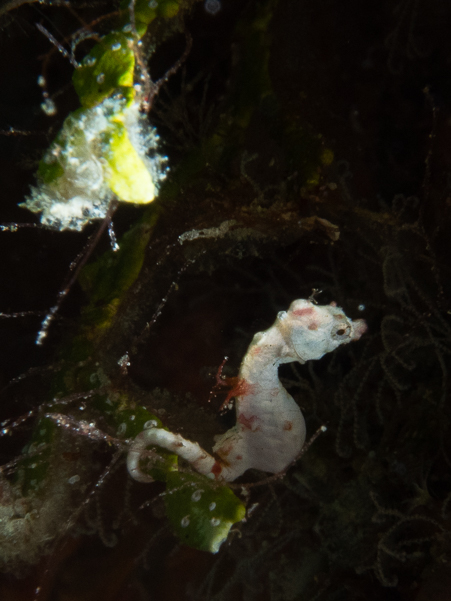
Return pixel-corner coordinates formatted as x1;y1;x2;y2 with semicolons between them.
210;359;256;411
292;307;315;317
219;378;256;411
212;461;223;477
238;413;261;431
283;421;293;431
250;345;262;355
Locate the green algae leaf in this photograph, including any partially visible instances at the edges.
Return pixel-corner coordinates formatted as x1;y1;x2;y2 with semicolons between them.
119;0;181;36
73;32;135;109
165;472;246;553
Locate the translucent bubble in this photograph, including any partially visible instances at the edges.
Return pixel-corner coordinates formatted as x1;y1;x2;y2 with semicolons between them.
210;517;220;526
130;415;136;421
358;304;366;311
111;42;121;51
122;24;132;32
144;420;158;429
68;475;80;484
191;490;202;502
209;502;216;511
85;56;96;67
148;0;158;7
41;98;57;116
37;75;46;87
181;515;190;527
117;423;127;436
204;0;221;15
96;73;105;84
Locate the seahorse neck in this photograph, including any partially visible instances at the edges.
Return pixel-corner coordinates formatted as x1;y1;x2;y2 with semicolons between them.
238;326;285;390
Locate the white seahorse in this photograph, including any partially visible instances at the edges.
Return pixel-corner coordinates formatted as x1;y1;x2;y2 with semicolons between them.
127;299;367;483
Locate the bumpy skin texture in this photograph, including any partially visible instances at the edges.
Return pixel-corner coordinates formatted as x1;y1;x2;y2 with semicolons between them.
127;300;367;482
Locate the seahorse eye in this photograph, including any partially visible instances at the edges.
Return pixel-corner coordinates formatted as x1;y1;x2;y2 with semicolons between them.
332;323;351;340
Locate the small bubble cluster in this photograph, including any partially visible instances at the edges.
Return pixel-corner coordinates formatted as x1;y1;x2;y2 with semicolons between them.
41;98;57;116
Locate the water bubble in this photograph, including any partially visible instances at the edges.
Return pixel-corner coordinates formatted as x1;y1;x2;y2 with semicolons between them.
122;24;132;32
204;0;221;15
181;515;190;528
68;475;80;484
210;517;220;526
96;73;105;84
191;490;202;502
111;42;121;51
358;304;366;311
41;98;57;116
130;415;136;421
144;420;158;429
209;502;216;511
37;75;46;87
148;0;158;7
85;56;96;67
118;354;130;368
117;423;127;436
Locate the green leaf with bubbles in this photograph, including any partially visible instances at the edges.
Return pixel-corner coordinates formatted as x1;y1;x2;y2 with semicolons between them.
119;0;181;37
165;472;246;553
73;32;135;108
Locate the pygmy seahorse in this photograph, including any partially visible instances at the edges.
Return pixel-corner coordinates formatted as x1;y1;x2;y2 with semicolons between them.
127;299;367;482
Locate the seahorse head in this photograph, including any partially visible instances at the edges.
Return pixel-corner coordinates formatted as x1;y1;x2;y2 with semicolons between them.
277;299;367;362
